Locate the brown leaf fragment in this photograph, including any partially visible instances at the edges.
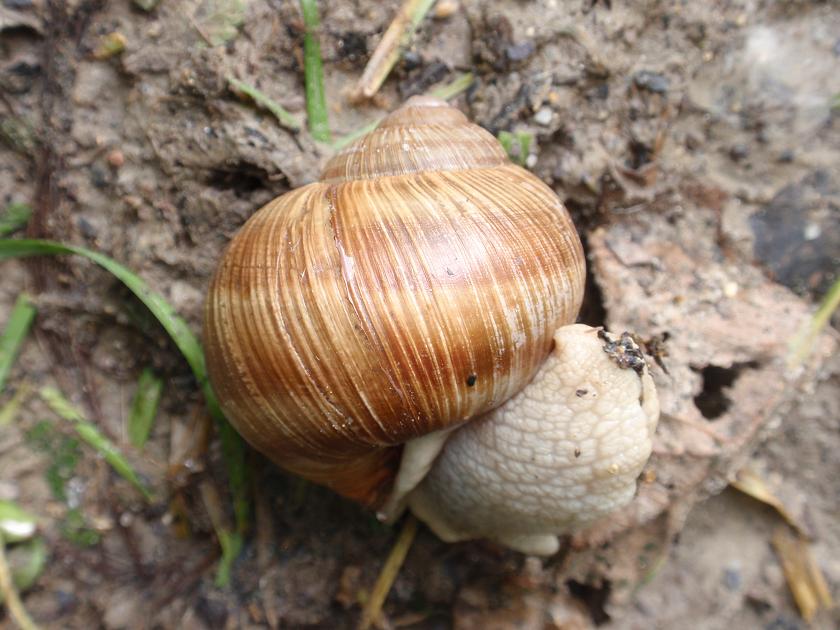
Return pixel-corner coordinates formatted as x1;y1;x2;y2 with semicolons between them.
771;528;833;622
730;467;807;535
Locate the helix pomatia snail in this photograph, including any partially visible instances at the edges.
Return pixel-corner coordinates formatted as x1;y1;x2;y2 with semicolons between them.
203;96;659;555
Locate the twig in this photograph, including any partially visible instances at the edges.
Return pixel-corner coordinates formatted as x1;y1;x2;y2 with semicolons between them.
359;514;419;630
351;0;436;101
0;532;40;630
299;0;331;142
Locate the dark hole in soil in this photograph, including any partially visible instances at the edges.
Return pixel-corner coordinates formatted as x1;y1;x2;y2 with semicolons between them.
693;362;759;420
628;139;653;170
576;234;607;327
206;161;270;196
567;579;612;625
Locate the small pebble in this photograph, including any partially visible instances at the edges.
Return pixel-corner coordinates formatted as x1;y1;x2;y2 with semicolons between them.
685;132;703;151
401;50;422;70
723;281;738;298
533;107;553;126
723;566;742;591
132;0;160;10
106;149;125;169
803;222;821;241
633;70;670;94
525;154;537;169
777;149;794;163
729;143;749;161
77;216;97;239
433;0;459;19
506;42;535;63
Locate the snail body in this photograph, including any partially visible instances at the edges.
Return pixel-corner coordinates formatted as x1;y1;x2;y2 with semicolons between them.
204;97;658;551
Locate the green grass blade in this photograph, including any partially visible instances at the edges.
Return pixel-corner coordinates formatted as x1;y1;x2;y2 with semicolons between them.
518;132;532;164
0;238;248;531
788;276;840;369
128;368;164;449
332;73;474;151
8;537;47;594
300;0;331;142
0;294;36;395
0;203;32;237
0;240;204;377
332;118;384;151
227;76;302;132
0;532;41;630
497;130;533;167
0;383;31;427
428;72;474;100
0;501;37;543
214;529;243;587
40;386;154;501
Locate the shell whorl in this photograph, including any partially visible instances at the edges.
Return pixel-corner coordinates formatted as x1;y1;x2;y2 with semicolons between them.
204;97;586;507
321;96;509;183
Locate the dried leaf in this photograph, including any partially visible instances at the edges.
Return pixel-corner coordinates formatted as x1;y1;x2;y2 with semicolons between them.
771;528;833;622
730;467;805;535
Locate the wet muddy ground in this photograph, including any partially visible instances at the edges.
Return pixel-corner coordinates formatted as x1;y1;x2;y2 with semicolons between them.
1;0;839;628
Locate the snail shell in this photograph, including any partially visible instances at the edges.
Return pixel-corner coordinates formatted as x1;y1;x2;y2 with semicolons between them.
203;96;585;507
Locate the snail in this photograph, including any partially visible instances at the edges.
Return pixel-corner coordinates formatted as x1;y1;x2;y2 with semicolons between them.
203;96;659;555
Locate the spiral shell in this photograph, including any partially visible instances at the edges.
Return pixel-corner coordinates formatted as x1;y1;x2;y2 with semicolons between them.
203;96;585;506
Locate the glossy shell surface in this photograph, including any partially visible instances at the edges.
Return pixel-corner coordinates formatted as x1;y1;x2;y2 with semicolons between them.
204;97;585;505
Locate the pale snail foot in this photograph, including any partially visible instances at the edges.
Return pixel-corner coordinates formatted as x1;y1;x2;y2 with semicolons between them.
408;484;561;555
389;324;660;555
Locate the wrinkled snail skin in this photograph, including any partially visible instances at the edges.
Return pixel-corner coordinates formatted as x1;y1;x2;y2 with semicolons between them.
203;95;586;508
203;98;663;552
404;324;660;555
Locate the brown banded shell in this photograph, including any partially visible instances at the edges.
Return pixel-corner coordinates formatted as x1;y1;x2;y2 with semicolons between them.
203;96;585;507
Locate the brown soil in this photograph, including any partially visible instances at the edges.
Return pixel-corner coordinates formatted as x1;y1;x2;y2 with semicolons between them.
1;1;838;628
